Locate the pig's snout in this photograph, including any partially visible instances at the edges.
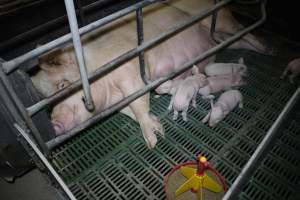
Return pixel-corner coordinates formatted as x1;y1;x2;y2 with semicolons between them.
52;120;65;135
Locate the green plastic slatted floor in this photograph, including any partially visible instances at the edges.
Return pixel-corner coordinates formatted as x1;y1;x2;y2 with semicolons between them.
51;49;300;200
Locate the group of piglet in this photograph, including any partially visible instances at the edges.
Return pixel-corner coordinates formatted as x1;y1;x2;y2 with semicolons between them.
166;58;247;127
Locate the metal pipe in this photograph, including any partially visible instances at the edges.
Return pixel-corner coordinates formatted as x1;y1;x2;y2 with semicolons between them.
2;0;163;74
47;6;266;149
64;0;94;111
14;123;77;200
0;64;49;155
223;85;300;200
27;0;232;116
136;8;150;84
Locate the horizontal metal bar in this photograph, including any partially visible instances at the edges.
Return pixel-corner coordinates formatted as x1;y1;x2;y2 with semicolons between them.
14;123;77;200
47;8;266;149
223;86;300;200
2;0;163;74
64;0;95;111
27;0;232;116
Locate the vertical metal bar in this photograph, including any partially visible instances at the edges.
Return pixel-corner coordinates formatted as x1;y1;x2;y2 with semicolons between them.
14;123;77;200
222;87;300;200
64;0;95;112
136;8;150;84
0;64;49;155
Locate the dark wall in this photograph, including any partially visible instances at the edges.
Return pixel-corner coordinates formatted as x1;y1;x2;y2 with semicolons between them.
0;0;139;59
0;0;299;59
265;1;300;42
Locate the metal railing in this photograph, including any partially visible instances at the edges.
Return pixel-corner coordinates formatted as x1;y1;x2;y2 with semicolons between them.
1;0;296;200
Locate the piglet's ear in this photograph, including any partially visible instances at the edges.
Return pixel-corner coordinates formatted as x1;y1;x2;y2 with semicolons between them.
191;65;200;75
238;57;244;64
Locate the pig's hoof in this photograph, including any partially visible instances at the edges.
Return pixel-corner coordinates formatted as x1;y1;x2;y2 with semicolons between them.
145;133;158;149
149;114;165;138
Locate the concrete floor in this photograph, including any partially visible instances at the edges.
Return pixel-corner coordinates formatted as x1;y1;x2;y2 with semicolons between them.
0;169;62;200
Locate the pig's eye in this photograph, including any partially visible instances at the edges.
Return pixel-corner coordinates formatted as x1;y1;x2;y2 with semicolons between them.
49;60;61;66
57;79;70;89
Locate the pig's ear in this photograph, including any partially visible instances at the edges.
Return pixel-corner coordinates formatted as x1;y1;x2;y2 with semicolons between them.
191;65;200;75
238;57;244;64
202;111;211;123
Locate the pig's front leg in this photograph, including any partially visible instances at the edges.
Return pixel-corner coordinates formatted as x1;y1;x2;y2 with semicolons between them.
182;106;189;122
192;92;197;108
119;77;164;149
173;110;179;120
239;100;243;109
168;94;175;111
280;66;289;80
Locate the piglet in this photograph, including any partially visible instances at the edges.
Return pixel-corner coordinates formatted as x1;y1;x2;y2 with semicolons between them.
280;58;300;84
202;90;243;127
198;73;245;99
168;66;207;121
154;79;184;97
204;58;247;77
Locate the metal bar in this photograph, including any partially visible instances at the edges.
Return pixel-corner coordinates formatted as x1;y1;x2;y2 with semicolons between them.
27;0;232;116
223;85;300;200
2;0;163;74
14;123;77;200
136;8;150;84
0;64;49;155
47;3;266;149
64;0;94;111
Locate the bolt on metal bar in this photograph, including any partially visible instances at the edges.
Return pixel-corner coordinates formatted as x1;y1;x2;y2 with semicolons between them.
223;85;300;200
0;64;49;155
47;5;266;149
27;0;232;117
64;0;95;111
14;123;77;200
2;0;163;74
136;8;150;84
